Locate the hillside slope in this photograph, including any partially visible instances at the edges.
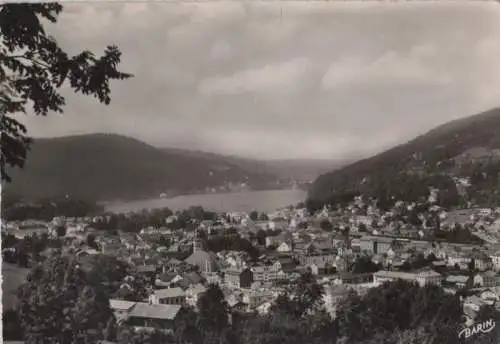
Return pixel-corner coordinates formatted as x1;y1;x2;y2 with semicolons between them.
3;134;279;202
164;147;352;182
308;107;500;210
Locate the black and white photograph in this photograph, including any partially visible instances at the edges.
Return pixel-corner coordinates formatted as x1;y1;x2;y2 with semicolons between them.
2;1;500;343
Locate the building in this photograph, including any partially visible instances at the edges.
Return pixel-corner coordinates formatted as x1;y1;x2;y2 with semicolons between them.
185;237;220;274
149;287;186;306
444;275;469;289
251;265;280;283
333;272;373;285
415;269;443;287
241;289;276;309
109;299;136;321
373;270;418;285
471;251;493;271
124;302;182;333
480;289;500;305
155;272;183;289
323;285;352;315
266;232;293;248
310;261;336;276
446;251;472;267
299;252;336;267
225;267;253;288
276;242;292;253
489;251;500;271
359;236;393;255
136;265;157;280
472;271;499;288
185;283;207;308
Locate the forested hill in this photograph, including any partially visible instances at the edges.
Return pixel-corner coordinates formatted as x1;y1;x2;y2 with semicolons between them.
3;134;280;202
307;107;500;211
163;147;352;182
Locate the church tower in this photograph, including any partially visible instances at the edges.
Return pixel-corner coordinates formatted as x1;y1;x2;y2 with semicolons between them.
193;228;204;252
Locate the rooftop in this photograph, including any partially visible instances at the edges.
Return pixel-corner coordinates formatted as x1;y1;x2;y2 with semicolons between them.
109;299;137;311
373;270;417;280
154;287;185;299
416;270;442;278
128;302;181;320
445;275;469;283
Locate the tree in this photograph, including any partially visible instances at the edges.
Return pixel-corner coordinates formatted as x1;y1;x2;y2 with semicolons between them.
173;306;202;344
84;255;130;295
258;212;269;221
249;211;258;221
256;229;267;246
410;253;430;270
55;225;66;237
86;234;99;250
197;283;229;332
319;219;333;231
351;256;381;274
186;206;206;222
426;252;437;262
2;232;18;248
468;258;476;272
114;269;149;302
304;308;338;344
1;3;131;182
295;272;324;315
3;308;23;341
18;253;114;344
335;279;462;343
15;241;29;267
117;327;173;344
272;272;324;318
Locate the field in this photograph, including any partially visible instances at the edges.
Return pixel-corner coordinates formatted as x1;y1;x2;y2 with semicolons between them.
2;262;30;310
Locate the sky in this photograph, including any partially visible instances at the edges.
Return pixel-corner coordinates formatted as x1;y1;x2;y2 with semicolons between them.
20;1;500;160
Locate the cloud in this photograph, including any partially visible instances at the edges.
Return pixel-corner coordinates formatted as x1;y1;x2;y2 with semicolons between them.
321;48;450;90
198;58;313;95
209;40;234;60
20;1;500;160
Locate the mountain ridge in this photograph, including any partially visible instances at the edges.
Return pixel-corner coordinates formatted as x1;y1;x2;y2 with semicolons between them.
162;147;352;182
307;107;500;211
3;133;349;203
3;133;276;202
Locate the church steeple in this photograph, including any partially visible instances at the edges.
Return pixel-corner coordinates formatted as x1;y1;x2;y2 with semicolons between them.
193;228;203;252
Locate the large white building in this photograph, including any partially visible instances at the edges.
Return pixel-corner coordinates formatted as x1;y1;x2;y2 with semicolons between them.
373;269;443;287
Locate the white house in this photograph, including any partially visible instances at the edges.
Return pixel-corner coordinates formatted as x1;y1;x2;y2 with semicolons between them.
185;284;207;308
276;242;292;253
489;251;500;271
149;287;186;306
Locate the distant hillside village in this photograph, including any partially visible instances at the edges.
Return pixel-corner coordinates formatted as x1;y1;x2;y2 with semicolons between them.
3;188;500;343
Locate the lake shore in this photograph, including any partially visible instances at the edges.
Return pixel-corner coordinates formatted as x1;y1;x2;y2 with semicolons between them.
104;189;308;214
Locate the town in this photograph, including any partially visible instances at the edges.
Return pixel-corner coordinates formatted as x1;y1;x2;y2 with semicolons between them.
3;2;500;343
3;187;500;343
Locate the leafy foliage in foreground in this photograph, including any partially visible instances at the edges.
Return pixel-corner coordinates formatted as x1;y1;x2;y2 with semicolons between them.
0;3;132;182
336;280;462;343
17;254;116;344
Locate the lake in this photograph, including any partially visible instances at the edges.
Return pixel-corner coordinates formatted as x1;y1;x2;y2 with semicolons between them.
105;189;308;214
